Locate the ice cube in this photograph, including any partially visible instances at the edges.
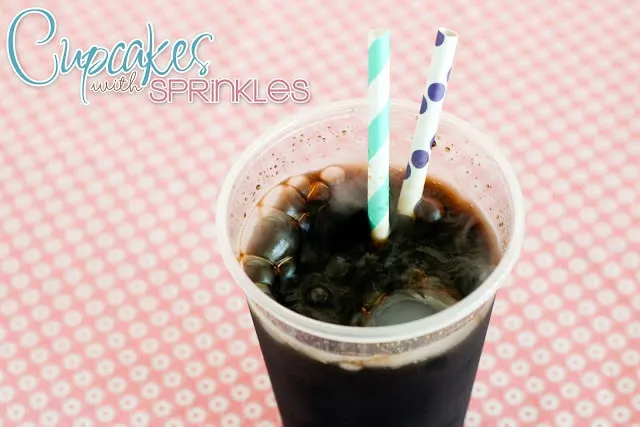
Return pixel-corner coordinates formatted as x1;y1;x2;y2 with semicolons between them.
301;273;332;306
277;256;296;281
307;182;331;204
287;175;311;198
324;256;350;278
241;255;277;286
415;196;443;223
240;206;300;264
307;286;331;306
319;165;346;186
298;212;312;232
260;184;307;220
364;288;458;327
254;282;274;297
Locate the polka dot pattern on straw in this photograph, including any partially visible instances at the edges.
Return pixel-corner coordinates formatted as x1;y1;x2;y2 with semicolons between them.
397;28;459;216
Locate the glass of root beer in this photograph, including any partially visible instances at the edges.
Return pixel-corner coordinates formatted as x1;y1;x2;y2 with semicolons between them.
217;99;525;427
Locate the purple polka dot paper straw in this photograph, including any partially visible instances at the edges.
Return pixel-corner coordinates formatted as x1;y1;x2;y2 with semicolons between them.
397;28;458;217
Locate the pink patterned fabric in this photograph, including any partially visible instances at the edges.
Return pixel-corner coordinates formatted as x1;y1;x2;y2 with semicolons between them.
1;1;638;426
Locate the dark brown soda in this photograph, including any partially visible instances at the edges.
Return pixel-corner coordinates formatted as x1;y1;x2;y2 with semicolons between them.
240;164;500;427
252;304;492;427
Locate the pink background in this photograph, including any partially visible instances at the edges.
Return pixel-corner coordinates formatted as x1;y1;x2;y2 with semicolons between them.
1;1;639;426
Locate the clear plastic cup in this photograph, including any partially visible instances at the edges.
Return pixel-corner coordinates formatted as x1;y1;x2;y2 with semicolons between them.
216;99;525;427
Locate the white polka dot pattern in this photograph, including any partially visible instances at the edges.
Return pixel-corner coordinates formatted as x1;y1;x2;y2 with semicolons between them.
0;1;639;426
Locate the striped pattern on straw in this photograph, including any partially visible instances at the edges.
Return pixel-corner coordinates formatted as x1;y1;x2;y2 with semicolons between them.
367;29;391;242
397;28;458;217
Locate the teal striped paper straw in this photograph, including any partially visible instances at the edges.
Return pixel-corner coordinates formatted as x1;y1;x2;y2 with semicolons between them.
368;29;391;242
